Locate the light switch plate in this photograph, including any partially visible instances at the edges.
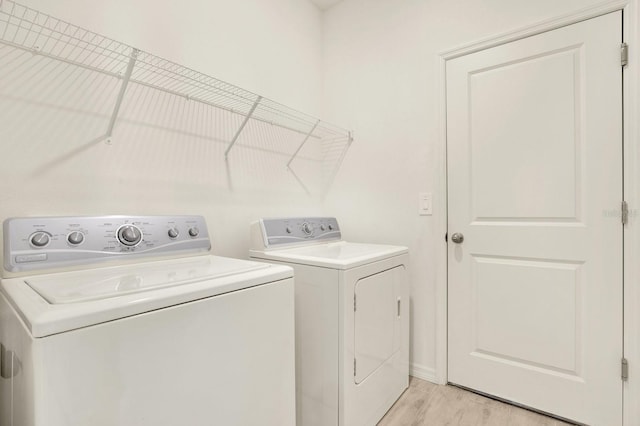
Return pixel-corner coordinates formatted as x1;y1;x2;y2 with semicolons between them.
419;192;432;216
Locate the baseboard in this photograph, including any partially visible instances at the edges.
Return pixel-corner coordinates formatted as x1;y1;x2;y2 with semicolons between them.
410;363;438;383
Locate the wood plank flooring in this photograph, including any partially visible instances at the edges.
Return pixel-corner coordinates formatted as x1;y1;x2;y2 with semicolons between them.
378;377;574;426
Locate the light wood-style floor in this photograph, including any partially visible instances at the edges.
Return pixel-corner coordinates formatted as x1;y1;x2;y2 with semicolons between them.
378;377;575;426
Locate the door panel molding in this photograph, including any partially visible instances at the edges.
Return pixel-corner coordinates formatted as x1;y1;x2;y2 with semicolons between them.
441;1;628;60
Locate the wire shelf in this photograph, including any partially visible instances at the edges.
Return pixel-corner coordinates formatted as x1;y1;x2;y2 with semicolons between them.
0;0;352;193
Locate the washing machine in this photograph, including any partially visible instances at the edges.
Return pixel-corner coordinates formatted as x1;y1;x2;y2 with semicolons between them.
0;215;295;426
249;217;409;426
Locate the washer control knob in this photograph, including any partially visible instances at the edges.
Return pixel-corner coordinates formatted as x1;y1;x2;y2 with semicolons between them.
30;232;50;248
328;224;334;231
301;222;313;235
320;224;326;231
188;227;199;237
67;231;84;245
117;225;142;246
168;228;179;239
286;227;292;234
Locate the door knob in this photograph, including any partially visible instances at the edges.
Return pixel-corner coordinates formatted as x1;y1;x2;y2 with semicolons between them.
451;233;464;244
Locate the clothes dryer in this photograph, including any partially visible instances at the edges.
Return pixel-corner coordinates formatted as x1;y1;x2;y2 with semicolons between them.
250;217;409;426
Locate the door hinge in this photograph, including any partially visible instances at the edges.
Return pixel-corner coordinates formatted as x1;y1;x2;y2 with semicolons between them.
354;358;357;377
621;43;629;67
622;201;629;225
622;358;629;381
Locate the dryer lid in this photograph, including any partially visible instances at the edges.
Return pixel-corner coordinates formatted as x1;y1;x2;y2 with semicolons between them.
25;255;269;304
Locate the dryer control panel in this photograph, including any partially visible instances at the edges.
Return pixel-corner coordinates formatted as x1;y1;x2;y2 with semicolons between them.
3;215;211;273
255;217;341;248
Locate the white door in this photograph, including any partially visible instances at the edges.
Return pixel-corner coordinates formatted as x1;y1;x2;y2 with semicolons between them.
447;12;623;425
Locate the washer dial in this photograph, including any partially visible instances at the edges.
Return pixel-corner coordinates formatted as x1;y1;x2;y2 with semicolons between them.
29;231;50;248
67;231;85;245
117;225;143;247
301;222;314;235
168;227;179;239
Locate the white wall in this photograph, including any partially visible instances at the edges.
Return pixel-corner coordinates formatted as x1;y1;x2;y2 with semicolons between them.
321;0;610;380
0;0;325;263
2;0;623;391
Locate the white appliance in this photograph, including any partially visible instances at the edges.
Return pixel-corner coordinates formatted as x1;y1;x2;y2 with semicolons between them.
0;215;295;426
250;217;409;426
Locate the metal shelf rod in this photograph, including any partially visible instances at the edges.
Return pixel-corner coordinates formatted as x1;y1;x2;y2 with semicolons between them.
0;39;122;78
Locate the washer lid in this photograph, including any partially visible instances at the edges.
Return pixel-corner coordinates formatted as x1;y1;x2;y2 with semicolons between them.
25;255;269;304
250;241;408;270
1;255;293;337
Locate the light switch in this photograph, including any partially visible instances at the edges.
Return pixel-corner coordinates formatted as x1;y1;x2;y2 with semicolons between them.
419;192;432;216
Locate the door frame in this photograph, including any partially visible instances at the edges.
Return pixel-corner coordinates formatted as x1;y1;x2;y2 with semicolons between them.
434;1;640;423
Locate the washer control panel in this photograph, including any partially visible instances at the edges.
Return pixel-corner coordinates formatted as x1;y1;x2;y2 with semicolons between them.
260;217;341;247
3;215;211;273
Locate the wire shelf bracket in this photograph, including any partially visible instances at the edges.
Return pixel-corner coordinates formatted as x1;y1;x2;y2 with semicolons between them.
104;48;139;144
225;95;262;158
322;131;354;194
286;119;320;169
